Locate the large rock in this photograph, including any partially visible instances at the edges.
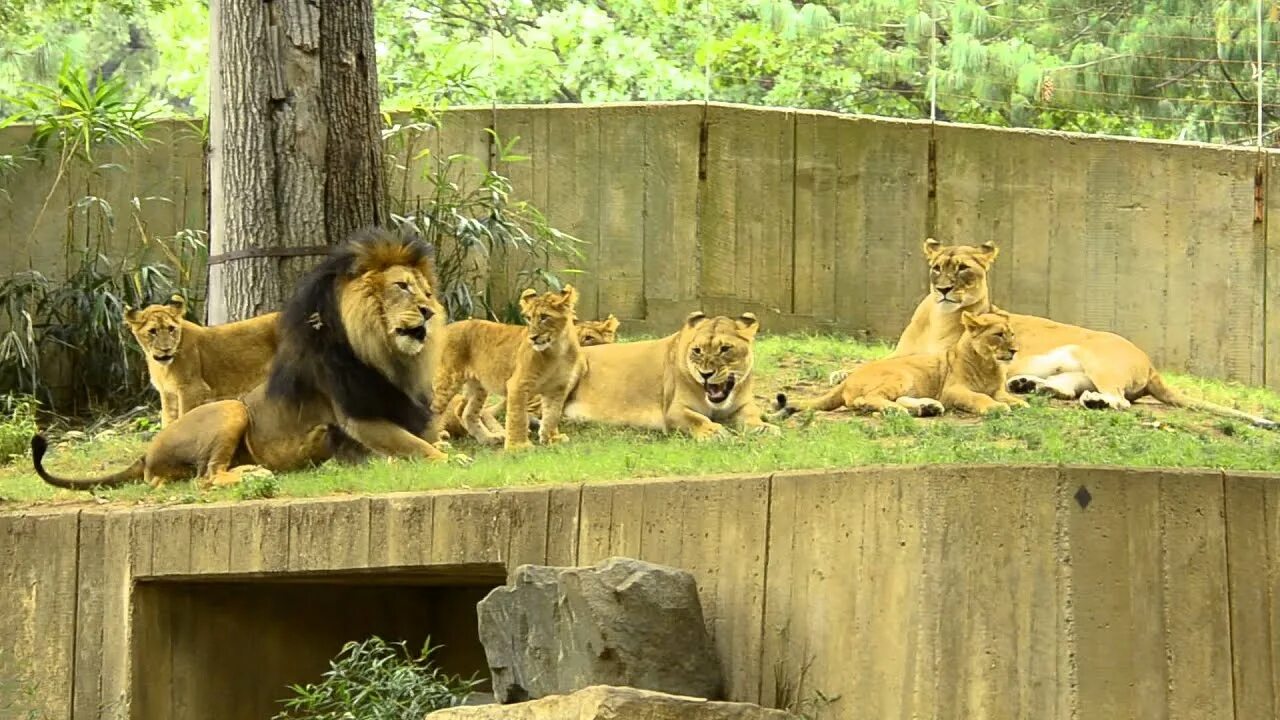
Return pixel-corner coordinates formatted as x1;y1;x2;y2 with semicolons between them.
428;685;799;719
476;557;723;703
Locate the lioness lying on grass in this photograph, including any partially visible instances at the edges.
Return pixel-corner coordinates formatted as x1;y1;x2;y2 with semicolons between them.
776;310;1024;418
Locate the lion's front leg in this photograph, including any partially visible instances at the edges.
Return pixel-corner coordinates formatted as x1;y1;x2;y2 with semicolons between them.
504;379;534;451
159;391;180;426
178;382;212;417
665;405;726;441
340;417;460;463
537;386;571;445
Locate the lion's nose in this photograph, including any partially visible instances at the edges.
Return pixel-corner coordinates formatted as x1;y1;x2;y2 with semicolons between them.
936;285;954;295
699;370;714;380
419;306;434;321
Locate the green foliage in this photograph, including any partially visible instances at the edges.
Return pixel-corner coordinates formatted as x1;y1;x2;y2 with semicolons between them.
384;110;585;323
0;395;37;466
272;637;481;720
0;62;204;413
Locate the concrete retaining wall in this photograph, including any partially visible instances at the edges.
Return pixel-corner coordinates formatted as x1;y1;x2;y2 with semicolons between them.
1;102;1276;388
1;465;1276;719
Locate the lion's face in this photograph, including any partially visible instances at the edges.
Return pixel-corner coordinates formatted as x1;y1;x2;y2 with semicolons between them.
682;312;758;406
577;314;620;347
923;238;998;313
377;265;441;356
125;296;187;365
962;310;1018;363
519;286;578;352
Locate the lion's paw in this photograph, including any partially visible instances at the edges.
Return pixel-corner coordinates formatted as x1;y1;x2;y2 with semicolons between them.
750;422;783;436
691;422;728;441
539;431;570;445
504;439;534;452
1080;391;1129;411
828;369;850;386
914;399;946;418
1006;375;1043;394
980;401;1012;415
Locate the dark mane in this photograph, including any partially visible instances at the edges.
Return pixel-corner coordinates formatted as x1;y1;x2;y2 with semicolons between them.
265;227;435;435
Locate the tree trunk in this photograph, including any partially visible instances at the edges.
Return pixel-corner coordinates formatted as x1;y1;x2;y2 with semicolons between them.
206;0;384;324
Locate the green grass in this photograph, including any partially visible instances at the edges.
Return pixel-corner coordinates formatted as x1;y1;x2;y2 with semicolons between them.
3;333;1279;508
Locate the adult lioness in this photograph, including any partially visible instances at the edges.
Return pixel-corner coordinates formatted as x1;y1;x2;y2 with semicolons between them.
562;311;778;439
431;286;586;450
778;310;1024;417
437;313;622;441
32;228;459;490
125;295;279;426
870;237;1276;427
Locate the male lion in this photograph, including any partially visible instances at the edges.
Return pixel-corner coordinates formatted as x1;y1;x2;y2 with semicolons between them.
859;237;1275;427
778;310;1024;418
561;311;778;439
431;286;586;450
124;294;279;426
437;313;622;440
32;228;459;490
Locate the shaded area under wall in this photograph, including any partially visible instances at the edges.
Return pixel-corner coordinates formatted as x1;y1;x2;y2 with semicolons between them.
129;571;500;720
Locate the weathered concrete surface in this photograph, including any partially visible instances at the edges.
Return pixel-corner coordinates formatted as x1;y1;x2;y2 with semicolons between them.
427;685;798;720
476;557;722;703
2;465;1278;720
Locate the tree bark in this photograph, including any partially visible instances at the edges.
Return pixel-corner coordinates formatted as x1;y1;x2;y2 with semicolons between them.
206;0;383;324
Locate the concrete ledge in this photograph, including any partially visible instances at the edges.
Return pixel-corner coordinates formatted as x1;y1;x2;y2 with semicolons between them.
1;464;1278;719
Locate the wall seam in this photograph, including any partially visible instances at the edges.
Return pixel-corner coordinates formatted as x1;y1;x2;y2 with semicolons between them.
755;472;775;705
1221;470;1242;720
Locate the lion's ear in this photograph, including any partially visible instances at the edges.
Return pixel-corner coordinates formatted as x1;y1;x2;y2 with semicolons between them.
735;312;760;337
124;305;139;325
560;284;579;308
684;311;707;328
519;288;538;312
166;294;187;315
975;241;999;267
923;237;943;260
961;311;982;332
603;314;620;332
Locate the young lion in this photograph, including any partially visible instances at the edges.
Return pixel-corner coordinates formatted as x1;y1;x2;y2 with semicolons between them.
124;295;279;426
437;314;622;440
431;286;586;450
779;310;1025;417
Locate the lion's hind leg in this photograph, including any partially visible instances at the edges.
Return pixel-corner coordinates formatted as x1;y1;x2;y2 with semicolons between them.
851;393;913;416
191;402;253;489
461;381;505;445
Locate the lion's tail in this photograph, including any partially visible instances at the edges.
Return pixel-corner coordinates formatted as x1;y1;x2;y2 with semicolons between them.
771;385;845;419
31;434;146;489
1145;371;1278;430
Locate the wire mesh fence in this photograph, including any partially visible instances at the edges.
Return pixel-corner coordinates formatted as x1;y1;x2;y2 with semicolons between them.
375;0;1280;147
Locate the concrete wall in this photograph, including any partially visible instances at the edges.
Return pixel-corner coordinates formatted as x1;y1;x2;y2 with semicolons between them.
2;103;1277;387
1;466;1277;719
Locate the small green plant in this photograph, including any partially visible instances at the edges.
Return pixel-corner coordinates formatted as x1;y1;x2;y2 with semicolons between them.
273;637;481;720
0;395;37;465
384;108;584;323
234;472;279;501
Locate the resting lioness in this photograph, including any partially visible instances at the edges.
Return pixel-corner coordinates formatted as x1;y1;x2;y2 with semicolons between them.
562;311;778;439
124;295;279;426
844;238;1275;428
777;310;1024;417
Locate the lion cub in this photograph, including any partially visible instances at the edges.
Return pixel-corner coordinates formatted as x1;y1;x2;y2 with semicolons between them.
124;295;279;426
777;311;1026;417
438;314;621;440
432;286;586;450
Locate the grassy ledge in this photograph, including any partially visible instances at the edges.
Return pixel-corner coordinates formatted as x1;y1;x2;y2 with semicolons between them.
2;333;1279;508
